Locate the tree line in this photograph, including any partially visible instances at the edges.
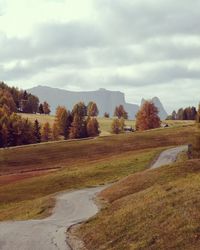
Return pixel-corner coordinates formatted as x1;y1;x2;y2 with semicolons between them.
167;106;197;120
0;100;100;148
0;82;50;114
111;101;161;134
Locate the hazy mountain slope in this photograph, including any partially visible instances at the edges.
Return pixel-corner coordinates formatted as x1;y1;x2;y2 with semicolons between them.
28;86;139;119
28;86;168;119
141;97;168;120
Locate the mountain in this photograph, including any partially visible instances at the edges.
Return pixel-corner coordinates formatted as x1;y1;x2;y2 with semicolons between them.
28;86;140;119
141;97;168;120
28;86;168;120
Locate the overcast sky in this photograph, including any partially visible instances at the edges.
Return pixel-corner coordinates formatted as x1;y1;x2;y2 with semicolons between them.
0;0;200;112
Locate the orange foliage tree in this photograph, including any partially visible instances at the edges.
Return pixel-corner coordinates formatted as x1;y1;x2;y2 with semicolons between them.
136;101;160;131
86;117;100;137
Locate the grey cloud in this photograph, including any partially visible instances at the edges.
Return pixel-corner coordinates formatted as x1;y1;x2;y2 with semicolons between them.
96;0;200;42
34;22;105;51
107;64;200;87
1;0;200;112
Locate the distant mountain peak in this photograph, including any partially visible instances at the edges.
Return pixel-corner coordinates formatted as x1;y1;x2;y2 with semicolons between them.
141;97;168;120
28;85;139;118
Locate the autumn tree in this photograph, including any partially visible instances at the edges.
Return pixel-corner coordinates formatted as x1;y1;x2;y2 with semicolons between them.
112;118;121;134
72;102;87;117
52;122;60;140
69;114;86;139
168;107;197;120
119;118;125;131
0;82;40;114
55;106;72;138
87;102;99;117
41;122;51;142
69;102;88;139
86;117;100;137
114;105;128;119
0;89;16;113
55;106;68;134
136;101;160;131
43;101;51;115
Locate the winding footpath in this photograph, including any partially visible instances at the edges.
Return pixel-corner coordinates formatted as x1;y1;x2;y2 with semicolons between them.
0;146;188;250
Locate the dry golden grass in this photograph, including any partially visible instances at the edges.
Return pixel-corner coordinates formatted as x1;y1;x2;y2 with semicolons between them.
20;113;194;135
0;124;195;221
76;160;200;250
20;113;55;126
0;149;160;221
20;113;135;135
0;125;194;175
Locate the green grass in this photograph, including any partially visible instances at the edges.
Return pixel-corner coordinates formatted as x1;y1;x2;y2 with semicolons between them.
75;159;200;250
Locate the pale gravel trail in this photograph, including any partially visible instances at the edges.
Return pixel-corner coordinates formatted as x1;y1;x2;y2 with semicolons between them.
151;145;188;169
0;186;105;250
0;146;188;250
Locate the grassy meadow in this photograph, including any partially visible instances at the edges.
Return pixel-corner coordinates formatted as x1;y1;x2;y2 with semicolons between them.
20;113;194;135
0;123;195;221
21;113;135;135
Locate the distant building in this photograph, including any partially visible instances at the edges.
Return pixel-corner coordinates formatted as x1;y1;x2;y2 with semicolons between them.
161;123;169;128
124;126;134;132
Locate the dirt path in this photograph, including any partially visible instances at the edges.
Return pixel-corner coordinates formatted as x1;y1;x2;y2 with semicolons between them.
151;145;188;169
0;187;105;250
0;146;187;250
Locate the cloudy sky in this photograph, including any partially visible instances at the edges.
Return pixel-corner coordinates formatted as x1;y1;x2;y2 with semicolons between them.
0;0;200;112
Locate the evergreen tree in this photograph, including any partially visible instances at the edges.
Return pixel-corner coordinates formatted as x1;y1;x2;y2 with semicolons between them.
197;104;200;126
33;119;41;143
39;103;44;114
43;101;51;115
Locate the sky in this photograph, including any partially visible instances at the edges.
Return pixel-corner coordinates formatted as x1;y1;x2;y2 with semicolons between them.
0;0;200;113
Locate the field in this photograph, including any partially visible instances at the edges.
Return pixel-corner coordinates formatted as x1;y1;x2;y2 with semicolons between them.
0;123;195;221
20;113;194;135
21;113;135;135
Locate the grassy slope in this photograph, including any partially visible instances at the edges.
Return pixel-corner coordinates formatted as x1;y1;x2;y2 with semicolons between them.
0;125;194;175
0;124;195;221
76;158;200;250
0;149;159;221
